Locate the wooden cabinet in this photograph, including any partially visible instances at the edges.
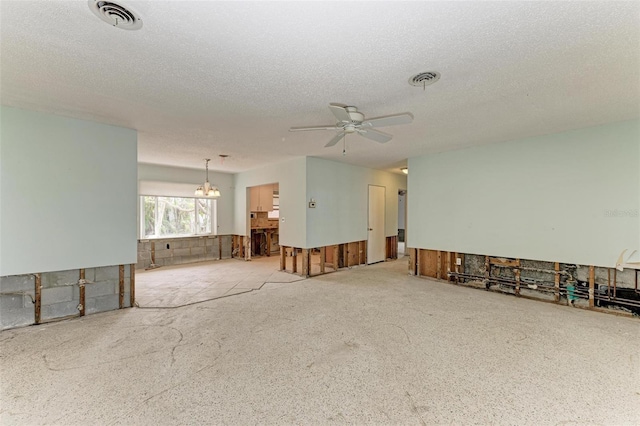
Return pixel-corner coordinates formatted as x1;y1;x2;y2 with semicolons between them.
250;184;275;212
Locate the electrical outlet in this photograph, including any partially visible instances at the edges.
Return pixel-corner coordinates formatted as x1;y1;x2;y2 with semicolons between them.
309;201;316;208
456;257;462;266
281;217;285;222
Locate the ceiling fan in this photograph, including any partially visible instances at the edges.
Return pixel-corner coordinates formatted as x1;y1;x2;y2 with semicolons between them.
289;103;414;147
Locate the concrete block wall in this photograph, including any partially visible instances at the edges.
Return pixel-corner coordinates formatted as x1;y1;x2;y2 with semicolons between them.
1;264;133;330
0;275;35;329
137;235;235;270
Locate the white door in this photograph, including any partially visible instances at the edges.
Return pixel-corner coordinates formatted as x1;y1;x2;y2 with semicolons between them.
368;185;386;264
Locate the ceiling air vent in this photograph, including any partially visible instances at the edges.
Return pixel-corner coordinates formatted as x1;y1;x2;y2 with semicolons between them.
88;0;143;30
409;72;440;87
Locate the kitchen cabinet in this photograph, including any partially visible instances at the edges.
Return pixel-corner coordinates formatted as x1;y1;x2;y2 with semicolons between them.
250;184;276;212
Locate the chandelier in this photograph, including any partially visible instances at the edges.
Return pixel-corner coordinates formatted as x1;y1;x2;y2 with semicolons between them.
195;159;220;198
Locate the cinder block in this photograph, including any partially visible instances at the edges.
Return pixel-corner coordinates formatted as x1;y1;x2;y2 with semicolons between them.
95;266;119;282
194;239;206;247
42;286;74;304
123;292;132;308
155;249;172;259
173;248;191;257
87;294;119;314
41;300;79;320
138;252;151;261
0;275;34;293
1;294;29;310
205;238;215;246
191;247;205;255
41;269;78;288
84;268;96;282
86;280;118;298
1;307;34;330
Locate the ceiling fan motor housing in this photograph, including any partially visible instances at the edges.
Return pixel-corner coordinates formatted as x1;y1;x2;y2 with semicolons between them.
344;107;364;123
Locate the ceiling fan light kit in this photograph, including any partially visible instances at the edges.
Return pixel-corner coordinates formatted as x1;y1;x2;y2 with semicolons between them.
289;103;414;148
195;159;220;198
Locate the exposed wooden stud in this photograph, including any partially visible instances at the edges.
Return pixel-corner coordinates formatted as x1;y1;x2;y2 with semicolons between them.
446;252;452;282
489;257;520;267
589;265;595;308
613;268;617;299
344;244;349;268
554;262;560;302
459;254;465;282
79;285;86;316
119;265;125;309
79;269;86;316
363;241;367;265
218;236;222;260
436;251;442;280
130;264;135;307
484;255;490;281
266;232;272;257
515;259;521;296
453;252;459;283
280;246;286;271
333;245;340;270
34;273;42;324
320;246;326;273
292;249;297;273
302;249;309;277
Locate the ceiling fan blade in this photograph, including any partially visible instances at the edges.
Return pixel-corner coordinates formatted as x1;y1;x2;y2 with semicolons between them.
289;125;337;132
325;132;345;147
328;104;352;123
357;128;392;143
361;112;413;128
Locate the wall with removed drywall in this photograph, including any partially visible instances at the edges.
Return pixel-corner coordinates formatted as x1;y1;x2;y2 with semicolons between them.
305;157;407;248
0;106;137;276
408;120;640;267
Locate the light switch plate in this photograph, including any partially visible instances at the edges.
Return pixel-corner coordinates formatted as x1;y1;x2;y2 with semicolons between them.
456;258;462;265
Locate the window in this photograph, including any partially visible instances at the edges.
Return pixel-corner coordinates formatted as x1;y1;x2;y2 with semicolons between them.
141;196;216;238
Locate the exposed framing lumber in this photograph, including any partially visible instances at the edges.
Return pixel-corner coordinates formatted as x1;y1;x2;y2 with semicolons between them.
589;265;595;307
484;256;490;280
119;265;125;309
150;241;156;266
436;251;442;280
320;247;326;273
280;246;286;271
446;253;452;282
292;249;297;274
219;236;222;260
301;249;310;277
515;259;521;296
554;262;560;302
79;269;86;316
130;264;135;307
409;249;415;275
489;257;519;267
333;245;340;270
34;273;41;324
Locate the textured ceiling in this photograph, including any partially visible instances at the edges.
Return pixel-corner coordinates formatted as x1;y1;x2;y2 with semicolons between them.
1;1;639;174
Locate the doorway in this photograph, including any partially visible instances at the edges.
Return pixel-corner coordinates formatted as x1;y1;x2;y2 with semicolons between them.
398;189;406;256
367;185;386;264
